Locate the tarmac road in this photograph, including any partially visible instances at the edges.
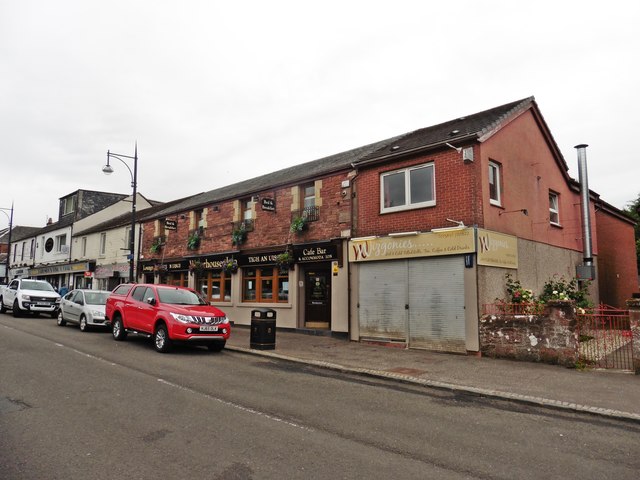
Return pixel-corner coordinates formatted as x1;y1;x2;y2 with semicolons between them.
1;313;639;480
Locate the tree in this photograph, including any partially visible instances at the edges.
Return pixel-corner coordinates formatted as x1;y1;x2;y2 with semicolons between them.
623;193;640;271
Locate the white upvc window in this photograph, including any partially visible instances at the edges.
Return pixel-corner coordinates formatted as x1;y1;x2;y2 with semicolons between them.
549;191;560;225
125;227;133;249
55;234;67;253
489;161;502;206
380;163;435;213
99;232;107;255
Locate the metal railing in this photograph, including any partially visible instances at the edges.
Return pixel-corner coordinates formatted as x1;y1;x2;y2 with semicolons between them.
577;306;633;371
482;302;545;316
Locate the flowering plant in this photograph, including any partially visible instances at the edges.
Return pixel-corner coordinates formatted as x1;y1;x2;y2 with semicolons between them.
222;258;238;275
231;225;247;245
276;250;295;270
504;274;535;304
539;274;592;308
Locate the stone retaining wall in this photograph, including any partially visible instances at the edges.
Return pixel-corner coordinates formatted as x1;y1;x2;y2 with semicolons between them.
479;301;578;367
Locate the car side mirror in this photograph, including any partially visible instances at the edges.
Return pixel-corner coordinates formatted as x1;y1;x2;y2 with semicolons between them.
146;297;156;305
77;300;84;306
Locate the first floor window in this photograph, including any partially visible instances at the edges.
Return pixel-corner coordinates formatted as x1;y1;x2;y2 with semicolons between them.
381;163;435;213
489;161;502;206
99;232;107;255
242;267;289;303
549;191;560;225
198;271;232;302
55;234;67;253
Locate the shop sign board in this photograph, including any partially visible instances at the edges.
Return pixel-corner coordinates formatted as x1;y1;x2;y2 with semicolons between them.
348;229;475;262
476;229;518;269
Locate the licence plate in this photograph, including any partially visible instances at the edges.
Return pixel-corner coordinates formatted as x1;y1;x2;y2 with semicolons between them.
199;325;219;332
36;302;51;306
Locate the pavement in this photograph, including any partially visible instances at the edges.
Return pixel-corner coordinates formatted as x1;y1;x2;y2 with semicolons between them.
226;326;640;422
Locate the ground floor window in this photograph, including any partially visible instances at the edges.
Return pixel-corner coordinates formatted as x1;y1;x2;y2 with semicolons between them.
198;271;232;302
166;272;188;287
242;267;289;303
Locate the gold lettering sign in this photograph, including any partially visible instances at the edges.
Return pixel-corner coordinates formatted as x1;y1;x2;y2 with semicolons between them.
348;229;475;262
476;229;518;269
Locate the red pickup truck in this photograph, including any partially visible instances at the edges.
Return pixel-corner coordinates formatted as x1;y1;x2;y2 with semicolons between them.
104;283;230;353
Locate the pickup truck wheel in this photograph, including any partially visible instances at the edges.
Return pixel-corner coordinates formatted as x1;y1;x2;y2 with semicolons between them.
79;316;89;332
57;312;67;326
12;300;23;318
0;297;6;314
154;324;172;353
112;316;127;341
207;341;225;352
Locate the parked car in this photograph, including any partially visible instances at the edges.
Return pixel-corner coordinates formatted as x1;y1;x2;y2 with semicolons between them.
0;278;61;318
104;283;230;353
57;289;111;331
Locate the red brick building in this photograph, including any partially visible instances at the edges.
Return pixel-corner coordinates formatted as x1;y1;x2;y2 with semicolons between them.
137;97;637;353
347;97;637;352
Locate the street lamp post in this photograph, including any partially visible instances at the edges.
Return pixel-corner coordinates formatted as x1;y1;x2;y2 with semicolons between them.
102;144;138;282
1;203;14;284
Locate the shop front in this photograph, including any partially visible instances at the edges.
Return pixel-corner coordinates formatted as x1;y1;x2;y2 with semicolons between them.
348;228;519;353
30;261;95;292
292;241;340;330
94;263;129;291
349;229;477;353
140;259;190;287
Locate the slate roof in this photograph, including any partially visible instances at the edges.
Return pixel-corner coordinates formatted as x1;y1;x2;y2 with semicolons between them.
0;226;42;243
355;97;538;165
98;96;573;223
73;196;190;236
144;136;404;221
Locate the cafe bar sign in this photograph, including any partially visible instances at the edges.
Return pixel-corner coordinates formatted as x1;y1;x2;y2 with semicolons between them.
348;229;475;262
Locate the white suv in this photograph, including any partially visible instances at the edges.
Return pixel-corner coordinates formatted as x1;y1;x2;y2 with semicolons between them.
0;278;61;318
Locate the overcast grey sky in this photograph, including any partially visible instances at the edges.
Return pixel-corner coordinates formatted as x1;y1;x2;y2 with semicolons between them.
1;0;638;228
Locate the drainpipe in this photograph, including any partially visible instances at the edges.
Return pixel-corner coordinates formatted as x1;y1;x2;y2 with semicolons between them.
575;144;595;281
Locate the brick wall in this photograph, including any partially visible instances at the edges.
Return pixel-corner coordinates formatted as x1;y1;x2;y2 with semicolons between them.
355;150;479;237
479;301;578;366
142;171;353;260
596;210;639;308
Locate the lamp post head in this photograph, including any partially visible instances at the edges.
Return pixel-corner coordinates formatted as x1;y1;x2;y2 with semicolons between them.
102;164;114;174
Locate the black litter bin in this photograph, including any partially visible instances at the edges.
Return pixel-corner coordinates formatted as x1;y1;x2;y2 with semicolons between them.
250;308;276;350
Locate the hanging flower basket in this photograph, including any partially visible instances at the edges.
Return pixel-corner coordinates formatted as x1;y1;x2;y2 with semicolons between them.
189;260;204;274
187;232;201;250
276;250;295;270
222;258;239;275
290;216;307;234
150;239;162;254
231;225;247;246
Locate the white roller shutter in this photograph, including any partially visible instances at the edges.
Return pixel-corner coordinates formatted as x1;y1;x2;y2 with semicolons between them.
408;257;466;352
358;260;407;342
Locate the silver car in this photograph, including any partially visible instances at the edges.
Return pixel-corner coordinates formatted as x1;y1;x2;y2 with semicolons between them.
57;289;111;331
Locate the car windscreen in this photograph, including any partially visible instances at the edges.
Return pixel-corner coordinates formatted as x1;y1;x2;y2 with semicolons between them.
156;287;206;305
84;292;110;305
21;281;55;292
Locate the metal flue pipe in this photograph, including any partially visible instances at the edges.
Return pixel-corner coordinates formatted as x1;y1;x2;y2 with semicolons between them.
575;144;593;266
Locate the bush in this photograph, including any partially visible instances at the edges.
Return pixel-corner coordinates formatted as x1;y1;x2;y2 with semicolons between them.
538;274;592;309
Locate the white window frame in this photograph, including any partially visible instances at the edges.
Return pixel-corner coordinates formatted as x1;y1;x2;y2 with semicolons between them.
380;163;435;213
55;234;67;253
124;227;132;249
302;183;316;209
489;161;502;206
62;196;75;215
549;191;560;226
99;232;107;256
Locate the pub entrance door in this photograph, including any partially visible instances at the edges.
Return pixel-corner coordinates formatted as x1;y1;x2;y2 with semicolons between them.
304;267;331;329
